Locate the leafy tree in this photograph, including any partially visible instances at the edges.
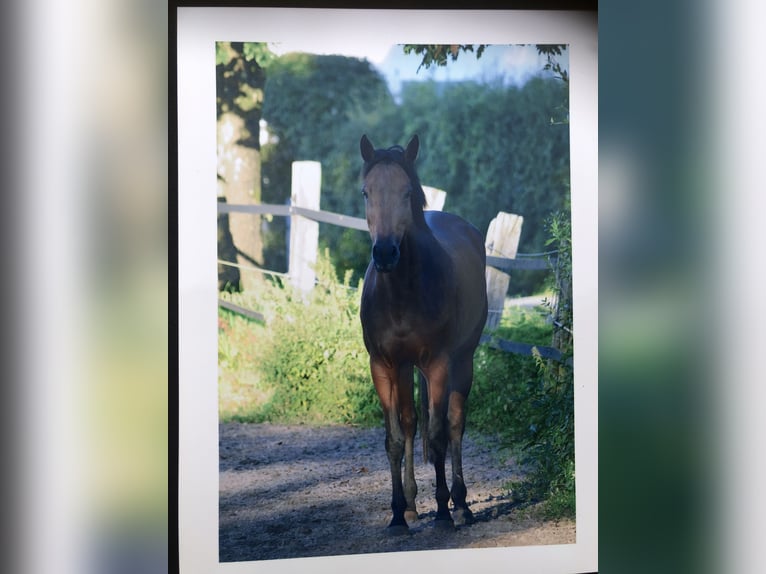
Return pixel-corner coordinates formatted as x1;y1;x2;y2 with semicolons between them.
397;44;571;294
256;47;570;293
261;53;400;279
403;43;566;76
397;77;570;293
403;44;487;71
537;44;569;83
216;41;275;291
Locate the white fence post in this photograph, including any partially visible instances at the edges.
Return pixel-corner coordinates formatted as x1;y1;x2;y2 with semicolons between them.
289;161;321;292
484;212;524;331
422;185;447;211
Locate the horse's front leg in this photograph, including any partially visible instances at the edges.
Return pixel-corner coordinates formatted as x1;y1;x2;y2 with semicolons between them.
371;359;414;534
398;363;418;524
421;357;453;528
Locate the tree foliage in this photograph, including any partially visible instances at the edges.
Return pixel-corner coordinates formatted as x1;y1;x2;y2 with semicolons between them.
261;53;400;276
216;42;272;136
403;44;487;71
404;44;566;75
398;78;570;260
538;44;569;85
256;48;570;293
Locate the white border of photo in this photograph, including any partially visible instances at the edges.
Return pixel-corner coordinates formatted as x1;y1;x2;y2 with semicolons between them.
177;8;598;574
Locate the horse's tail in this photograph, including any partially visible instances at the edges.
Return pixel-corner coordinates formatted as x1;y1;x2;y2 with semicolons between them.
419;370;429;463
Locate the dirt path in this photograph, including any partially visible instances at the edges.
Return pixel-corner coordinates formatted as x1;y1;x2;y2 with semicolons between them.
219;422;575;562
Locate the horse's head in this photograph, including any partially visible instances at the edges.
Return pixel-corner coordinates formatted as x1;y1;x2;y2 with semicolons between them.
360;134;426;273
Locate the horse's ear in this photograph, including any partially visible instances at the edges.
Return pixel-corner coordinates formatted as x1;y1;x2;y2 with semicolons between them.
405;135;419;163
360;134;375;162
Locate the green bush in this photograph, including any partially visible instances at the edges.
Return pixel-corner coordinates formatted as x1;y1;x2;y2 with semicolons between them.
522;208;574;516
255;253;380;426
512;352;575;515
469;306;552;436
469;346;538;437
488;209;574;518
469;338;574;517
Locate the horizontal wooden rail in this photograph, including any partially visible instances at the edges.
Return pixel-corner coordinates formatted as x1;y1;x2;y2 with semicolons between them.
479;333;571;365
485;255;551;271
218;202;368;231
218;202;552;271
217;202;292;217
218;299;265;323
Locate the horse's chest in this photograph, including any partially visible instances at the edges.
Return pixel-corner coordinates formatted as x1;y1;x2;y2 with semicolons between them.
362;302;450;365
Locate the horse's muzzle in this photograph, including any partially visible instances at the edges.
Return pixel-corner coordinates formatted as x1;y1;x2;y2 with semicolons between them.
372;239;400;273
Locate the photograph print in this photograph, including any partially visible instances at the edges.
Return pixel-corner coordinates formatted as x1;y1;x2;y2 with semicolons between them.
214;39;578;563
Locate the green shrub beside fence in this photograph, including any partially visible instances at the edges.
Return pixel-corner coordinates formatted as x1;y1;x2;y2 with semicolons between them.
221;253;380;426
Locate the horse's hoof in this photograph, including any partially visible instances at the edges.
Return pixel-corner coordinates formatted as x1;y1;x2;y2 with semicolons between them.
404;509;419;523
434;517;455;531
453;507;475;527
386;523;410;536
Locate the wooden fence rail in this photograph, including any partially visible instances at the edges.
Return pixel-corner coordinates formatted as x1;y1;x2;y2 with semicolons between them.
479;334;567;363
218;202;370;232
218;202;550;271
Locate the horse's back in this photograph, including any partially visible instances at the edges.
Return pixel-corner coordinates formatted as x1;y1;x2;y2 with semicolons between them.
425;211;488;345
425;210;485;276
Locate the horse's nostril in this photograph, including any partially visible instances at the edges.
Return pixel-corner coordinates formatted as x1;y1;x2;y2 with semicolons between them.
372;240;400;271
373;243;396;258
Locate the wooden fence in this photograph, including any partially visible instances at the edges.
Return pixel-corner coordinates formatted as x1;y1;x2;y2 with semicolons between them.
217;162;568;364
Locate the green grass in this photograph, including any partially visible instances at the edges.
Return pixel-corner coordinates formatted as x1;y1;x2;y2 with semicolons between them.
493;300;554;345
218;255;379;426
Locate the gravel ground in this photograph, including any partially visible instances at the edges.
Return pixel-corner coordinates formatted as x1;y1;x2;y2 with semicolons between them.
219;422;575;562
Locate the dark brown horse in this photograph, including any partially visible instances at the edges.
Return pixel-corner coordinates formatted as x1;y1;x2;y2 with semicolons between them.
359;134;488;534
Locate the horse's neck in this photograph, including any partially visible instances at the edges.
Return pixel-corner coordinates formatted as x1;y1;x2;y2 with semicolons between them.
384;226;448;300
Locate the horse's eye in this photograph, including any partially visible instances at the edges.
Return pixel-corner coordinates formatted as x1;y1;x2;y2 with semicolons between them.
361;188;368;199
403;188;411;200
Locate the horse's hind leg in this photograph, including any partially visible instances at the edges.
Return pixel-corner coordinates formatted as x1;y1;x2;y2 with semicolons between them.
423;359;453;527
447;355;476;526
427;410;451;527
